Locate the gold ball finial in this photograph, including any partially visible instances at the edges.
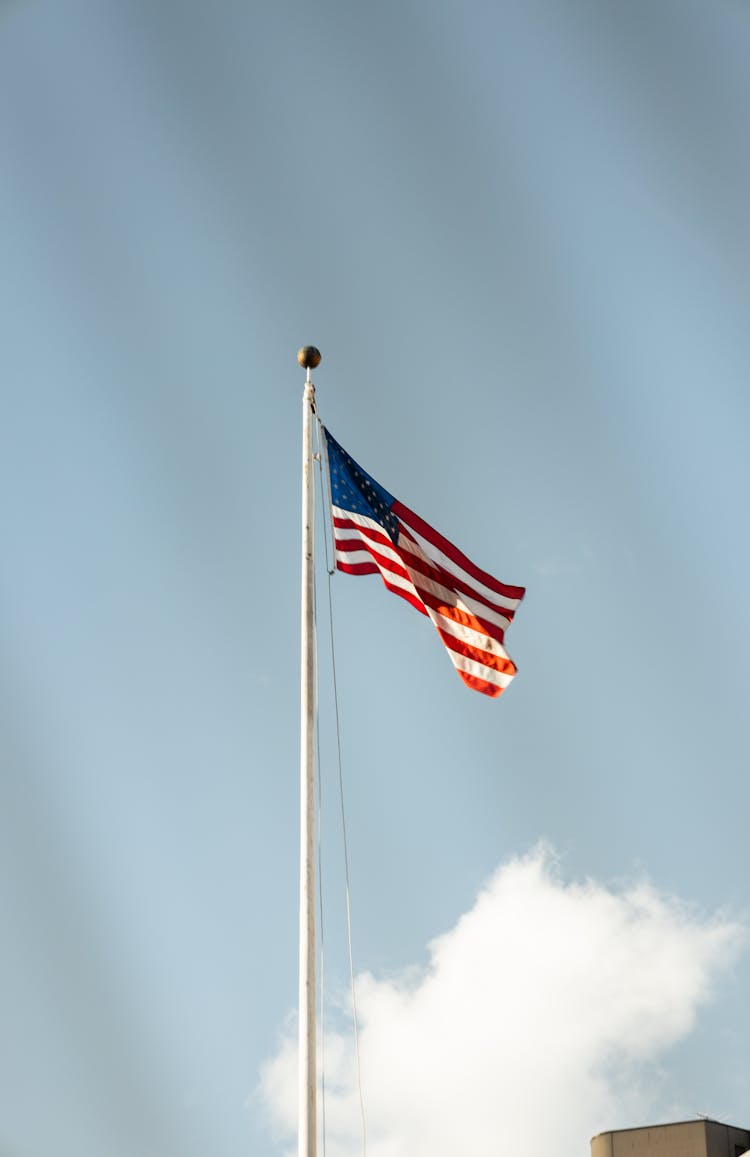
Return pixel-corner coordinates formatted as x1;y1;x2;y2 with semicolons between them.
297;346;322;370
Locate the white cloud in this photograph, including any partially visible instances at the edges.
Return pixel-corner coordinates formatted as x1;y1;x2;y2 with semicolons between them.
259;847;744;1157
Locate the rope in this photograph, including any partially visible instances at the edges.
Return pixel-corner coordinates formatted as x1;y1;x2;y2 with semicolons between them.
317;420;336;577
315;427;368;1157
313;568;327;1157
311;440;328;1157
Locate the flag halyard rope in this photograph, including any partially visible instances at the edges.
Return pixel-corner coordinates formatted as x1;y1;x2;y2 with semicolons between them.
313;561;327;1157
314;428;368;1157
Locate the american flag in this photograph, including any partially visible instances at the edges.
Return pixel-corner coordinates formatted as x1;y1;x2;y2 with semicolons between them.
323;429;525;698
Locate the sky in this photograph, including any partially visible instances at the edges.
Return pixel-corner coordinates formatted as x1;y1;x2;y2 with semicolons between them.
1;2;749;1156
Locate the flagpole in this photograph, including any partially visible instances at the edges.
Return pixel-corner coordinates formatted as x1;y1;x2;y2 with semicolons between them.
298;345;321;1157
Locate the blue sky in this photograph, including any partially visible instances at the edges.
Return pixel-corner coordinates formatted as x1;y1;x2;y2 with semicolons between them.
1;2;749;1155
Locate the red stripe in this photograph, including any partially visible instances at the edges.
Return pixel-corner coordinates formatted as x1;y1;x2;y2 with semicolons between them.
337;559;427;616
335;536;428;617
336;560;381;576
457;669;504;698
333;517;395;552
415;579;506;641
418;587;507;646
397;537;514;632
332;499;522;698
434;626;517;676
393;500;526;602
335;535;413;587
339;528;511;645
334;510;520;625
335;531;395;560
379;574;428;616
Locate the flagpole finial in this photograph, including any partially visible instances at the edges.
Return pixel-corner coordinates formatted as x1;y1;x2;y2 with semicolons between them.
297;346;322;371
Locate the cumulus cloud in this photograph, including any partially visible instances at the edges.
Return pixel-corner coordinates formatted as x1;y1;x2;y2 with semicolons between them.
259;847;744;1157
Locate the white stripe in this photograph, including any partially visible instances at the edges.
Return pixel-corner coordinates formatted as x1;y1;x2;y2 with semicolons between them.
333;510;431;583
332;505;394;539
334;546;377;569
335;509;512;633
398;540;511;633
334;529;406;574
332;503;518;691
427;608;511;661
335;505;520;617
335;546;424;606
373;562;423;604
407;563;511;634
449;650;515;689
398;515;523;613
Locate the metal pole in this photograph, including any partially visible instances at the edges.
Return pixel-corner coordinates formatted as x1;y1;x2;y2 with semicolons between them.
297;346;321;1157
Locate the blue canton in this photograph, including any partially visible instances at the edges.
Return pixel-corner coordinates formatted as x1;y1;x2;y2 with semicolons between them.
324;429;399;545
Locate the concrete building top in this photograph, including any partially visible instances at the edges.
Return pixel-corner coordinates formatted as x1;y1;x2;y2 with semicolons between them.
591;1118;750;1157
592;1120;747;1140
